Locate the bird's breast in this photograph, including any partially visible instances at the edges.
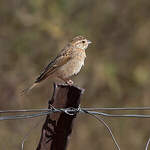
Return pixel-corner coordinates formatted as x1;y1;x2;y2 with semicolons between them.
58;50;86;78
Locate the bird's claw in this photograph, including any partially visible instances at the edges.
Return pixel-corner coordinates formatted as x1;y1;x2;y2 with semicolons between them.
66;80;74;85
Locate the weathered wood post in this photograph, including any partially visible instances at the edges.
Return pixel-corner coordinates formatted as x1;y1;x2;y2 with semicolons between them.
36;83;84;150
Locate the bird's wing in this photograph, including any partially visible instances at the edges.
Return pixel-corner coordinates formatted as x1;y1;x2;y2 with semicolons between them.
35;47;72;83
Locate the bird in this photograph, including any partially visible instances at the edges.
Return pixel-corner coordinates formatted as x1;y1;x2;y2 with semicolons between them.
22;35;92;95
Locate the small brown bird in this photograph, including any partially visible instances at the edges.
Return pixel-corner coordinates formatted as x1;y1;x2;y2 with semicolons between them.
22;35;91;94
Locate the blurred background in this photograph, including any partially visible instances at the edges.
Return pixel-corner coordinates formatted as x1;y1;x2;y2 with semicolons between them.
0;0;150;149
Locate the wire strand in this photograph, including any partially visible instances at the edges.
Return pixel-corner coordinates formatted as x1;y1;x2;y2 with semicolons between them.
1;106;150;150
82;107;150;111
1;107;150;121
1;106;150;114
83;110;120;150
145;137;150;150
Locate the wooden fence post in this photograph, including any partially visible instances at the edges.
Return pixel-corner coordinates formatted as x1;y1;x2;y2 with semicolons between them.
36;83;84;150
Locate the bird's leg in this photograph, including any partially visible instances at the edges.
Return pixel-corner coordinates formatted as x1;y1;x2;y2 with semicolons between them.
58;76;73;85
62;78;74;85
66;79;74;85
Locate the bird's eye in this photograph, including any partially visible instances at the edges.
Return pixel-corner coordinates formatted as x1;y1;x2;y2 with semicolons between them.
82;40;85;43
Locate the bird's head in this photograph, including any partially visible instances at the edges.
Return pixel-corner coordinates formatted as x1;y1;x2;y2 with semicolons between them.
70;36;92;50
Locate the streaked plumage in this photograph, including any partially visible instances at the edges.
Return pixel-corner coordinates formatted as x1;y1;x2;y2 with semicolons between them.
22;36;91;95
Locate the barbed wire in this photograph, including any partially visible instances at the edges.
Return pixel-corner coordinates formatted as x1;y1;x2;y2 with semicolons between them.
1;106;150;150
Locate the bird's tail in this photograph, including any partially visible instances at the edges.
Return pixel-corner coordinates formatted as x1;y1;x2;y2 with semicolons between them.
20;83;38;96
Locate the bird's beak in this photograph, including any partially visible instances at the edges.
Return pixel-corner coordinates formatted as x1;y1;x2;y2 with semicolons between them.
87;40;92;44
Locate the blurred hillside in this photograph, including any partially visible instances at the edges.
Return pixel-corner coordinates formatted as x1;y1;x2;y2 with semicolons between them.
0;0;150;149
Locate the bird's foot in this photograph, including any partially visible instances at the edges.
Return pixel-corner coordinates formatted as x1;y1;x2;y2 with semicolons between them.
66;80;74;85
